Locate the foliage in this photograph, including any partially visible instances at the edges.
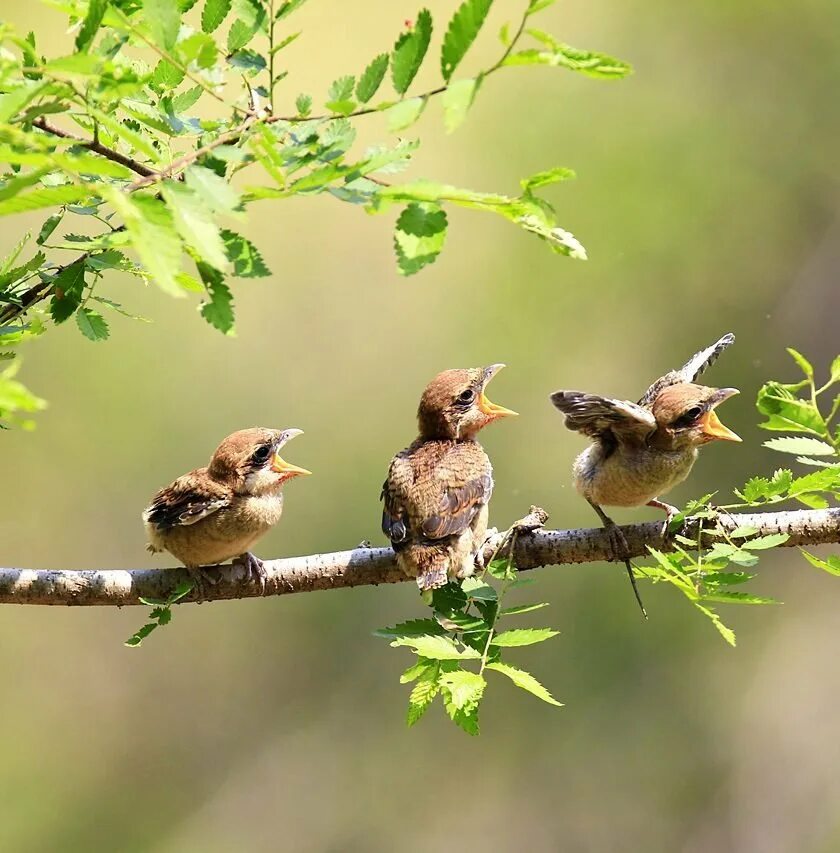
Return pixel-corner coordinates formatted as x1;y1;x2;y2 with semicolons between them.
124;580;194;647
376;529;561;735
0;0;631;426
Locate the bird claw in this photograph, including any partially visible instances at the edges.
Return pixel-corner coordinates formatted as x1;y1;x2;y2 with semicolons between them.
186;566;218;602
236;552;268;595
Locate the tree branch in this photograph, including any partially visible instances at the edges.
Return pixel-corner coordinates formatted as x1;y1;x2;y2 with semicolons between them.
1;508;837;607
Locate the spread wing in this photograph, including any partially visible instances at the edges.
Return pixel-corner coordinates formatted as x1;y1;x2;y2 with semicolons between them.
639;333;735;406
381;444;492;546
143;470;229;532
550;390;656;443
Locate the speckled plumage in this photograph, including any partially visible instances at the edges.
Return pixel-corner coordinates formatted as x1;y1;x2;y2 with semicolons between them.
381;366;516;590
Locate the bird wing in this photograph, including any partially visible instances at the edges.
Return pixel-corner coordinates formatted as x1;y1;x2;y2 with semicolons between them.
638;333;735;406
381;442;492;545
143;469;230;531
550;390;657;443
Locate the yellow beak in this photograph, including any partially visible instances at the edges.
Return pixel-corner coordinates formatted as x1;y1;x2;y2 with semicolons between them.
271;453;312;477
699;408;741;442
478;363;518;419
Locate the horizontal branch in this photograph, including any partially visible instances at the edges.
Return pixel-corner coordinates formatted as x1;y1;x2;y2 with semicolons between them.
1;507;838;607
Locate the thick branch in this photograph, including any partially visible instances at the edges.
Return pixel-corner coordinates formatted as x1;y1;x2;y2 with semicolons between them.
1;508;837;607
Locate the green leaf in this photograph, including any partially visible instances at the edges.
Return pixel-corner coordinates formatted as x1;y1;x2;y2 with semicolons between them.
88;107;160;161
104;189;184;297
438;670;485;711
830;355;840;383
763;436;836;456
391;9;433;94
702;590;780;606
490;628;558;647
406;665;439;726
172;86;203;113
220;230;270;277
386;96;427;132
521;166;576;191
49;261;87;323
0;82;48;124
0;185;91;217
184;165;242;215
399;659;434;683
503;43;632;79
486;662;563;706
527;0;557;12
373;618;444;639
276;0;309;20
390;634;481;660
75;307;109;341
356;53;389;103
440;0;493;82
161;183;228;270
430;583;468;613
800;550;840;577
76;0;109;51
441;76;481;133
434;611;487;632
693;603;736;646
152;59;185;89
441;688;480;735
394;202;447;275
124;622;157;647
143;0;181;50
197;262;235;334
499;602;550;616
786;347;814;379
295;93;312;117
741;533;789;550
461;576;497;600
756;382;827;436
701;571;753;586
202;0;232;32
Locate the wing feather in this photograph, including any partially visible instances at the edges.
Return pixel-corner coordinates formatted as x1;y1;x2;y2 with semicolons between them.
550;390;656;442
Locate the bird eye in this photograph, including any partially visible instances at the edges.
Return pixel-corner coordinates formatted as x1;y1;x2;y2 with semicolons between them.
458;389;476;404
673;406;704;428
251;444;272;465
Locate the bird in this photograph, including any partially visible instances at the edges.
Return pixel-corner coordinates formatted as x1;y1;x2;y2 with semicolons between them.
381;364;518;592
143;427;311;594
550;333;741;616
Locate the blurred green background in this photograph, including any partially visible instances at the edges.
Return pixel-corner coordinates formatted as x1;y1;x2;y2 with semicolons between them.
2;1;840;850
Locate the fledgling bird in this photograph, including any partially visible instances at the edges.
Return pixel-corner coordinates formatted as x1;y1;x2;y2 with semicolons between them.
550;333;741;616
381;365;518;592
143;428;311;592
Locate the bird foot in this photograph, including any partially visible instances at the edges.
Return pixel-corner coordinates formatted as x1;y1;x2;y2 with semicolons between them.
603;520;648;620
186;566;218;601
235;552;268;595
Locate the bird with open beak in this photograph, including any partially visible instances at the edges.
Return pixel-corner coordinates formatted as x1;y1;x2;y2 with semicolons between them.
550;333;741;616
143;427;311;593
381;365;518;592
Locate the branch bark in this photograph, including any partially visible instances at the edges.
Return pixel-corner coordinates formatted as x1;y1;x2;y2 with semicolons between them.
1;507;838;607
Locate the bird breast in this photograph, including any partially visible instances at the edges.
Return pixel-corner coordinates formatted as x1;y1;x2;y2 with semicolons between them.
573;443;698;508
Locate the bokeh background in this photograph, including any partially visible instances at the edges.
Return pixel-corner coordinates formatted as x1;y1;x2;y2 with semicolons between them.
2;1;840;850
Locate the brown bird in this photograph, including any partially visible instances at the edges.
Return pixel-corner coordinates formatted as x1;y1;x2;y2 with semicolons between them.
381;365;518;592
550;333;741;616
143;428;311;592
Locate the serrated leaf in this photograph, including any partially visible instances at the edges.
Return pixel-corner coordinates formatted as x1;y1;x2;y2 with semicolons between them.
374;619;445;639
503;43;632;79
490;628;558;647
88;107;159;161
0;185;91;217
162;183;228;270
386;96;427;132
49;261;87;323
400;658;435;683
202;0;232;32
184;165;242;215
741;533;789;550
527;0;556;12
76;0;108;51
521;166;576;191
756;382;827;436
830;355;840;383
434;611;486;632
390;634;481;660
701;571;753;586
499;602;550;616
442;76;481;133
438;670;485;711
197;262;235;334
703;590;780;606
143;0;180;50
356;53;389;103
763;436;836;456
441;0;493;81
786;347;814;379
394;202;446;275
75;307;109;341
172;86;203;113
104;189;183;297
430;582;468;613
441;689;480;735
800;550;840;576
407;664;439;726
391;9;433;94
693;603;736;646
486;662;563;706
461;576;497;600
295;93;312;116
219;230;270;277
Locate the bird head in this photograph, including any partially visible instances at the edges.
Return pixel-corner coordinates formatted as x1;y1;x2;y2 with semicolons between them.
417;364;518;440
208;427;311;495
651;385;741;450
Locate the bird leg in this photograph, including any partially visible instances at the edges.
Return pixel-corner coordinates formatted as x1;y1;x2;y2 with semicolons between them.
646;498;681;541
235;551;268;594
587;499;647;619
185;565;217;601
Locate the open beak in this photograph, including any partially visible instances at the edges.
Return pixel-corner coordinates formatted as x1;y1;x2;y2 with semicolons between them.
700;389;741;442
270;428;312;476
478;364;518;419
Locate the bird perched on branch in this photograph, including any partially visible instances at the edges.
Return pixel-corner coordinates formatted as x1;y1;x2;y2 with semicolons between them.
550;333;741;616
381;365;518;592
143;428;311;593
